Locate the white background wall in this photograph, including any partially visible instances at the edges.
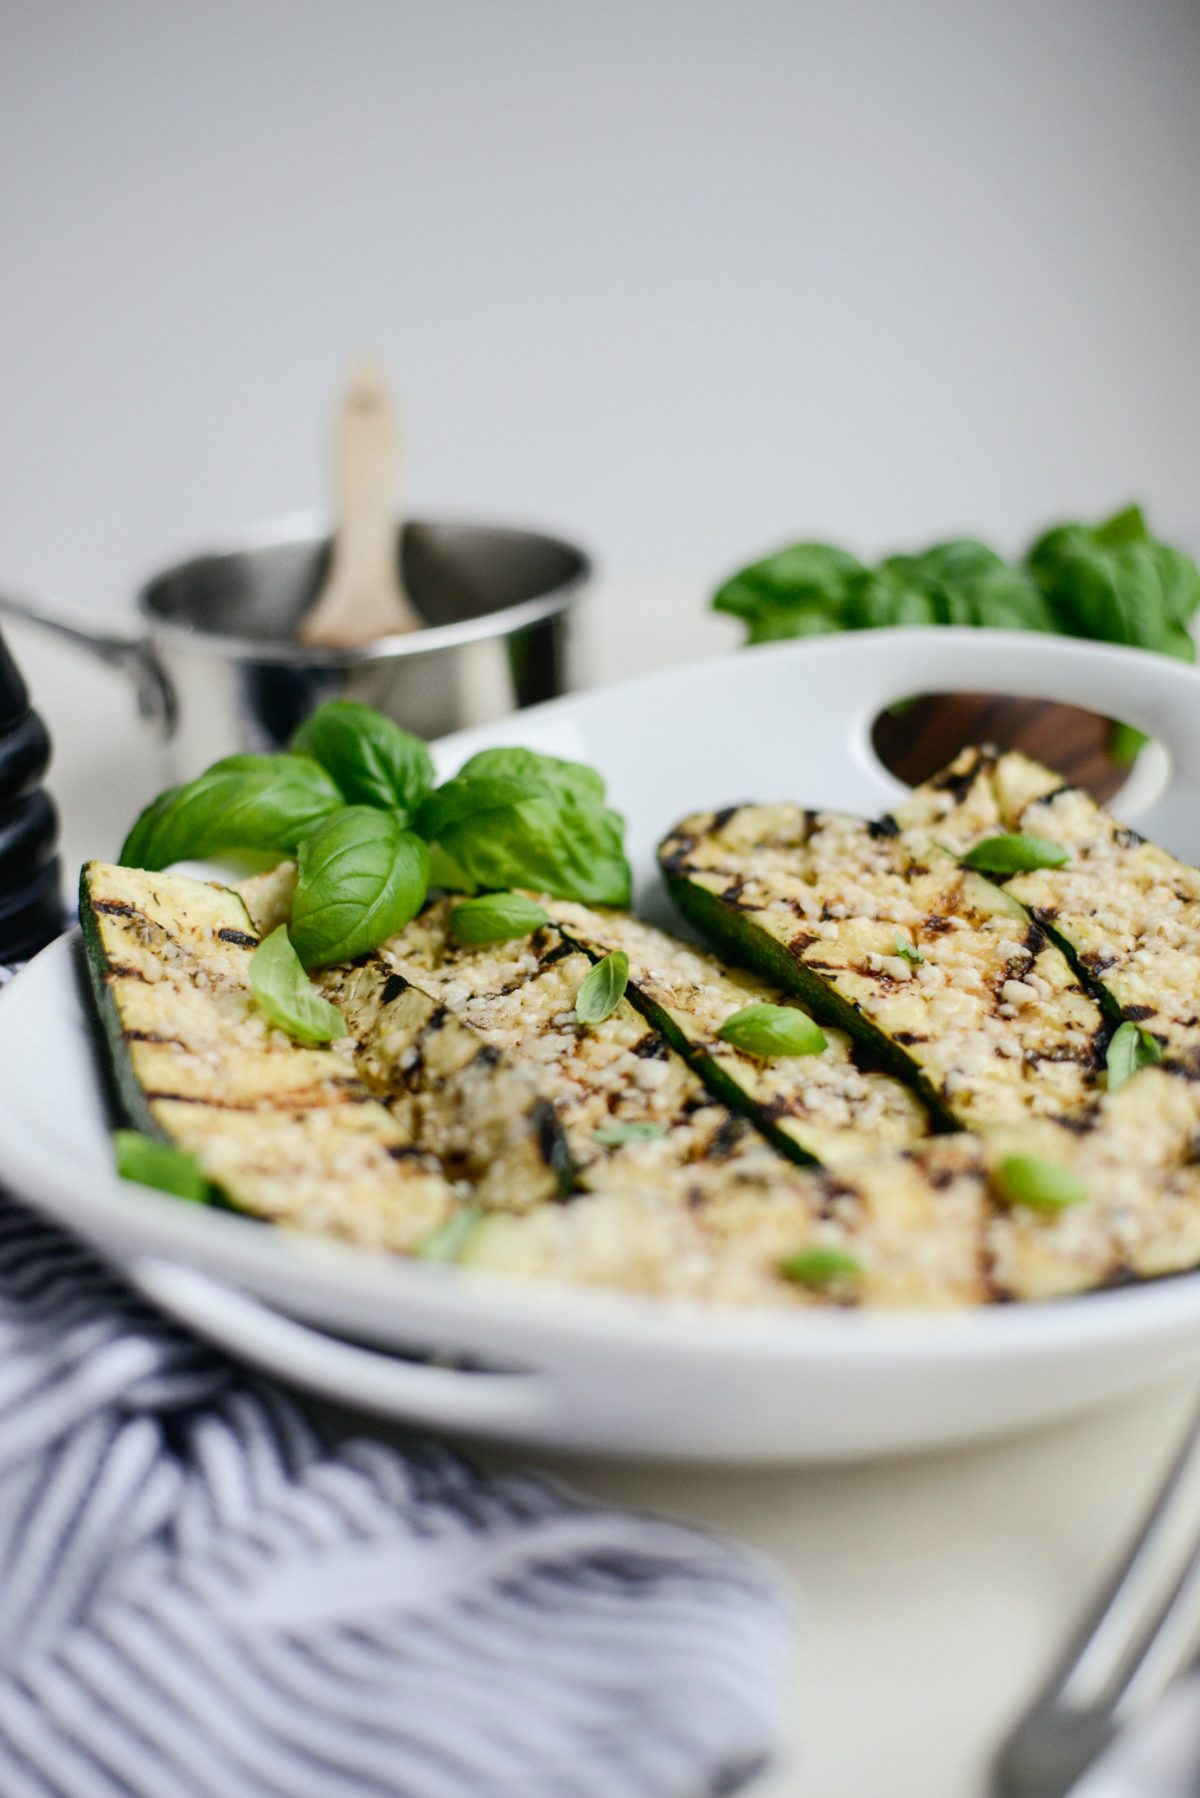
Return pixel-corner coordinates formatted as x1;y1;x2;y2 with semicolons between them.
2;0;1198;628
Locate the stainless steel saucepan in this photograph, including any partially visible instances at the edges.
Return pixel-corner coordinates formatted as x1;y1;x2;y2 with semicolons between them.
0;515;590;778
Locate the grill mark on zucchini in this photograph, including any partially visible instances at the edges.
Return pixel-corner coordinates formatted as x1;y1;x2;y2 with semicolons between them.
217;927;259;948
544;898;932;1170
79;861;457;1252
313;952;573;1211
142;1084;367;1109
659;800;1106;1130
898;747;1200;1075
379;897;777;1186
105;963;151;983
464;1068;1200;1308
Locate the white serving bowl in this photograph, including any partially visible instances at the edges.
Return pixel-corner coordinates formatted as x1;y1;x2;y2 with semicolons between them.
3;627;1200;1463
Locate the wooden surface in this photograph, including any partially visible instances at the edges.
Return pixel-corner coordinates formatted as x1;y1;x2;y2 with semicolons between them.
872;694;1128;802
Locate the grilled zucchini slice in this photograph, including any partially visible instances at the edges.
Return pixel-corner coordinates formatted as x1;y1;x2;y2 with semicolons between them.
315;954;570;1210
544;898;931;1169
380;897;769;1186
898;746;1200;1072
80;861;456;1250
463;1065;1200;1308
659;801;1109;1129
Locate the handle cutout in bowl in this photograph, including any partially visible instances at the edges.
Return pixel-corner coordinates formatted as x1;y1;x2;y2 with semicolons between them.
871;691;1159;807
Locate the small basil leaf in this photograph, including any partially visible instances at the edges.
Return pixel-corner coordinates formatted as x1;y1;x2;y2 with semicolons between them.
575;951;629;1024
780;1246;861;1288
893;931;924;966
960;833;1069;875
716;1004;827;1058
291;701;435;814
418;1206;482;1263
456;746;606;809
290;808;429;968
992;1155;1087;1212
114;1130;211;1203
593;1121;667;1146
250;925;346;1043
449;892;550;944
1105;1020;1164;1090
120;754;344;870
1109;721;1148;764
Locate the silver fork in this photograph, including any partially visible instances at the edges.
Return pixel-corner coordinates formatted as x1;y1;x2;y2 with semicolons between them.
993;1392;1200;1798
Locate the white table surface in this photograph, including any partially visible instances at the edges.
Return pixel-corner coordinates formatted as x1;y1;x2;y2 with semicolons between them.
8;579;1200;1798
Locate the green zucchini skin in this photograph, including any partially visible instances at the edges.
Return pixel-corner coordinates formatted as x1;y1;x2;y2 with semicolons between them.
550;912;817;1167
379;896;773;1186
659;799;1109;1133
659;864;959;1130
895;745;1200;1068
79;862;164;1141
78;861;458;1251
316;953;575;1209
545;899;933;1169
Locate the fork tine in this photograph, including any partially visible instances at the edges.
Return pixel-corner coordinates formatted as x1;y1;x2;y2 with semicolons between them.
993;1392;1200;1798
1040;1394;1200;1710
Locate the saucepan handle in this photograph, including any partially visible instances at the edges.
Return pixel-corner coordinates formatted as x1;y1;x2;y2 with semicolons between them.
836;627;1200;816
126;1256;554;1433
0;587;175;737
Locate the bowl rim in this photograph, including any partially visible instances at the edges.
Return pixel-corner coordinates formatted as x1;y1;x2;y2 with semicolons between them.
133;509;592;667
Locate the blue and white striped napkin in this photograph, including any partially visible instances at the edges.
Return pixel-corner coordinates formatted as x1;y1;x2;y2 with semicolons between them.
0;966;791;1798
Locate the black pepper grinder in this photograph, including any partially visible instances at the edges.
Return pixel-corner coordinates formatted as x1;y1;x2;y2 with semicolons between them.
0;625;62;961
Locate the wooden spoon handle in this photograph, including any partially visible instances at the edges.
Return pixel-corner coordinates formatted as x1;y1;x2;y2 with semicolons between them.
299;361;423;646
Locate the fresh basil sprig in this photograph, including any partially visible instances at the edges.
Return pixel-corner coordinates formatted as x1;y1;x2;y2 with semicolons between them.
114;1130;211;1204
992;1155;1086;1212
575;951;629;1024
1105;1020;1163;1090
250;925;346;1042
715;538;1056;645
291;808;429;967
120;754;344;870
716;1003;826;1058
291;701;435;815
449;892;550;944
959;833;1070;876
119;709;633;970
714;507;1200;675
780;1245;862;1288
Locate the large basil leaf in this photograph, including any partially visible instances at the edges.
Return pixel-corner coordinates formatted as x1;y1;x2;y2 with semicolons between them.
417;752;630;906
290;807;430;967
120;754;344;870
291;701;435;814
416;775;541;841
713;543;864;646
455;746;607;808
1029;507;1200;662
417;774;630;907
